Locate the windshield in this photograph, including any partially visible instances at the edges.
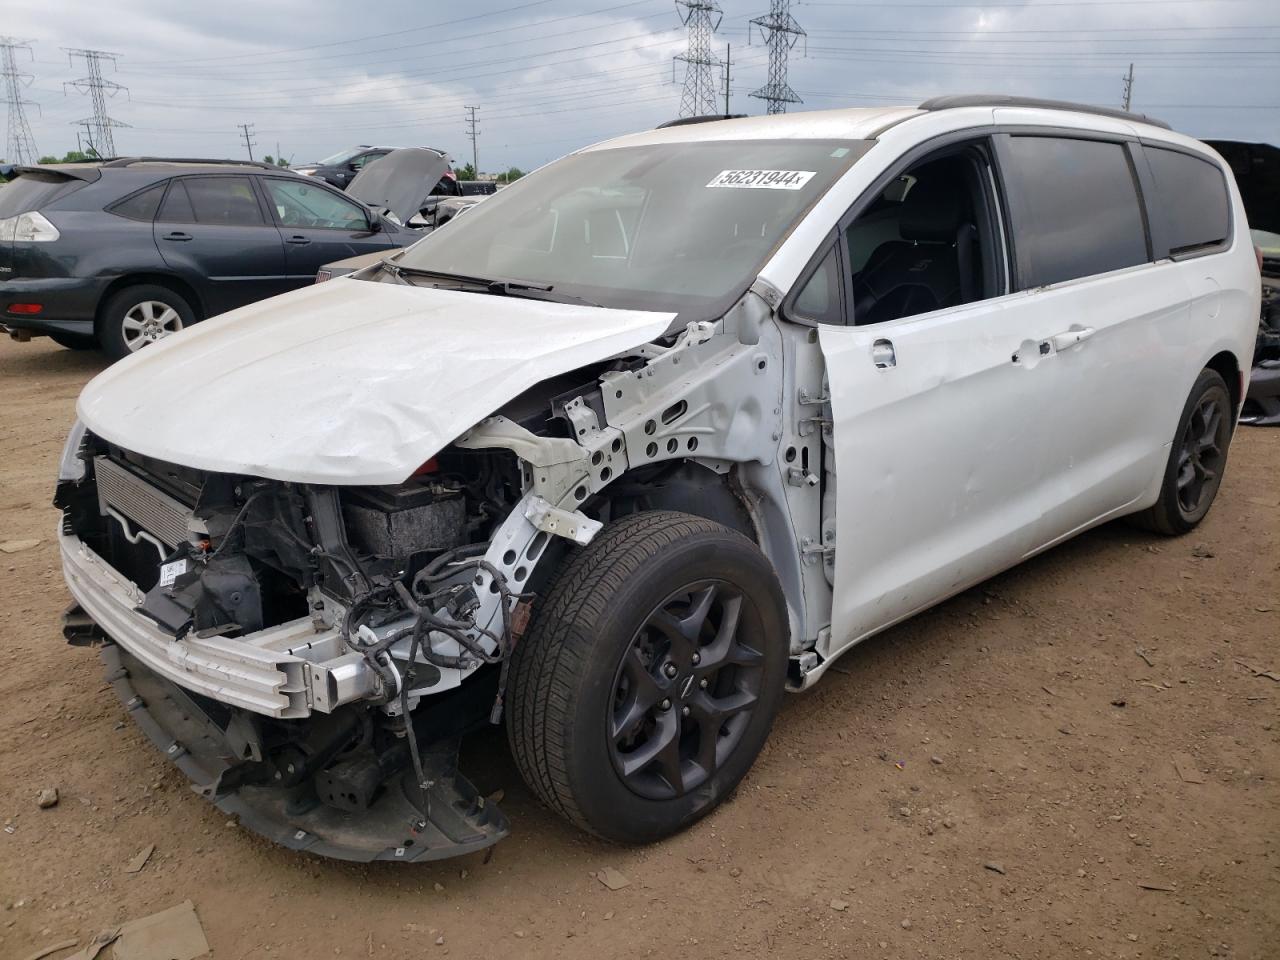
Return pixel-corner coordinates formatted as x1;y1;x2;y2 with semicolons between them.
393;139;872;320
317;146;367;167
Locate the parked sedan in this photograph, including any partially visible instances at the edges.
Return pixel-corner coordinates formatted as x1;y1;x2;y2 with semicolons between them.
0;158;414;358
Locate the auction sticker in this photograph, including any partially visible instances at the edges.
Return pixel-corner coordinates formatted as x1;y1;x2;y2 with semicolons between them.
706;169;816;190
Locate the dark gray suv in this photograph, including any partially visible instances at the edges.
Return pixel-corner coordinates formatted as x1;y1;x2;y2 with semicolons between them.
0;158;410;359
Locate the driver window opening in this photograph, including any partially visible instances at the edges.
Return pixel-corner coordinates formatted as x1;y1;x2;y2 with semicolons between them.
844;147;1002;325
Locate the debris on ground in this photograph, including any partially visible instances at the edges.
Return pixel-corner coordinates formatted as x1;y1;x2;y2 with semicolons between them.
0;539;41;554
36;787;58;809
1135;649;1155;668
1137;880;1177;891
983;862;1007;875
1191;543;1216;559
112;900;209;960
830;899;849;911
65;929;120;960
1234;659;1280;682
1172;754;1207;784
595;866;630;891
124;844;155;874
20;938;79;960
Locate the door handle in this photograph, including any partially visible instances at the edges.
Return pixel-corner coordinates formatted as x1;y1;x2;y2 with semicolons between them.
871;338;897;369
161;231;192;242
285;236;312;245
1049;327;1095;352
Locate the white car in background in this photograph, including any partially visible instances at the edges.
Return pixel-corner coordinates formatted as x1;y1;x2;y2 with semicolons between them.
56;96;1259;862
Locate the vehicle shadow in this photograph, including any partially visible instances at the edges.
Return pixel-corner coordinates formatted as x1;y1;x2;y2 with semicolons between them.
289;516;1159;886
0;341;110;378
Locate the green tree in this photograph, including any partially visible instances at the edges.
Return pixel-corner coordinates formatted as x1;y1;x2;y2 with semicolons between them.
497;166;524;184
263;154;274;165
455;162;476;181
61;150;90;162
39;155;59;164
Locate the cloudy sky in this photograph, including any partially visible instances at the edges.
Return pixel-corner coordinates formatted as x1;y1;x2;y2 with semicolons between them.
5;0;1278;170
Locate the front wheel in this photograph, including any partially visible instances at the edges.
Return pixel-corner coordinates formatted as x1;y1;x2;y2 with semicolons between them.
1129;367;1234;535
506;510;789;844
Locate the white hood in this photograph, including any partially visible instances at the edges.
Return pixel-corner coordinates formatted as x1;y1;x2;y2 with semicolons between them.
78;279;674;485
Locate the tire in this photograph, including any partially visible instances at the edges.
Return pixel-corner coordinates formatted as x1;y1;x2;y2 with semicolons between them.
506;510;789;844
49;332;97;350
1129;368;1233;535
97;284;195;361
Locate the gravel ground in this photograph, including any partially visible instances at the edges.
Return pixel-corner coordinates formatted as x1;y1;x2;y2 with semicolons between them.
1;336;1277;959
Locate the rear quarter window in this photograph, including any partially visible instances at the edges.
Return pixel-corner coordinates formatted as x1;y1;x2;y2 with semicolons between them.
1001;135;1150;289
0;172;87;219
107;182;167;222
1143;146;1231;257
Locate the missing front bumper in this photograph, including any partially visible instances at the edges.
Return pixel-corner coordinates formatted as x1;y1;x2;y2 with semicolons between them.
102;644;509;863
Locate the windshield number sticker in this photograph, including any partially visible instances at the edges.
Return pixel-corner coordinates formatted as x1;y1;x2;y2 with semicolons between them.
706;169;816;190
158;558;188;588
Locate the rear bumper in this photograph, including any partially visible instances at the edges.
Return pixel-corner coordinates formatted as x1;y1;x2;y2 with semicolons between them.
1;275;109;334
59;530;379;718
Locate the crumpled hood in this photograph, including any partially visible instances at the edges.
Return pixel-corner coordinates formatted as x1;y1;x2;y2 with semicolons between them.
77;279;674;484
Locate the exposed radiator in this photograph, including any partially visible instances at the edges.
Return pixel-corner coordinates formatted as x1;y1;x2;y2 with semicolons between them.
94;456;193;549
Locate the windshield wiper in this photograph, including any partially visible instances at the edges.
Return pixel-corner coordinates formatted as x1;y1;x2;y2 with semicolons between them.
486;280;603;308
384;262;602;307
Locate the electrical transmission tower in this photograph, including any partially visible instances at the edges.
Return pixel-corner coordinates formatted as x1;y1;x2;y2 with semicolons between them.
63;48;129;158
674;1;722;118
749;0;806;115
1;37;40;165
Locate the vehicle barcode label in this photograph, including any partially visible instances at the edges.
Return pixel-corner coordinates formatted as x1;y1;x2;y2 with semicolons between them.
158;558;188;588
706;169;816;190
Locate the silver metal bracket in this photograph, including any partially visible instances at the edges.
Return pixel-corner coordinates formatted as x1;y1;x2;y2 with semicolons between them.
800;536;835;566
524;495;603;546
798;415;832;437
797;388;829;406
786;468;819;488
563;395;601;440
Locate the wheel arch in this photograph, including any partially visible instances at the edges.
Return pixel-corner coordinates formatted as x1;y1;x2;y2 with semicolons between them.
95;273;205;329
1203;349;1242;420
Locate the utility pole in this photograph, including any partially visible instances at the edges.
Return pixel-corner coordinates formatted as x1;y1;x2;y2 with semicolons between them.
1;37;40;164
63;48;128;158
464;105;479;175
1121;62;1135;112
674;0;722;118
238;122;256;161
722;43;731;116
750;0;806;115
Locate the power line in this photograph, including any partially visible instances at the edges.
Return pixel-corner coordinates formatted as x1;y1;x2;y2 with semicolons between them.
750;0;806;114
674;0;722;118
0;36;40;164
63;48;128;158
238;122;256;161
465;105;479;174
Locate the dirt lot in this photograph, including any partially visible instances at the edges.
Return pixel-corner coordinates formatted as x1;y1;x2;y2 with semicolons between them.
1;336;1277;960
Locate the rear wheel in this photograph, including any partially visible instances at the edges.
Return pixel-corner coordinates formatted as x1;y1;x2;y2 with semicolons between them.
1129;368;1233;535
98;284;194;361
506;510;789;843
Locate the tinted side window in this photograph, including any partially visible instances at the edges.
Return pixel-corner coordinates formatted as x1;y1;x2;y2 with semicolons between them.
1002;136;1149;288
264;179;370;230
793;247;843;324
157;181;195;222
108;183;167;221
181;176;266;226
1144;147;1230;255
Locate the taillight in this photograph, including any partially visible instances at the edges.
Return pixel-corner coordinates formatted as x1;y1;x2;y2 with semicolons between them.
1256;246;1265;275
6;303;43;314
412;457;439;476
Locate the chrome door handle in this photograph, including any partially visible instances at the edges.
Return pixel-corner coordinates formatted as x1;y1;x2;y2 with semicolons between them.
1049;327;1095;351
871;338;897;369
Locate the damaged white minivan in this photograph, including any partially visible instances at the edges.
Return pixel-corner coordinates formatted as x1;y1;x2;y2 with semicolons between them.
57;97;1260;862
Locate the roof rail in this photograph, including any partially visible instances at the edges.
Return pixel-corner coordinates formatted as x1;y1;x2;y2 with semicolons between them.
100;157;282;170
656;114;747;129
919;95;1171;131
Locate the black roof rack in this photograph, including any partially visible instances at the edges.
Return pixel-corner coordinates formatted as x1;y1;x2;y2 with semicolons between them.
100;157;283;170
919;95;1171;131
656;114;748;129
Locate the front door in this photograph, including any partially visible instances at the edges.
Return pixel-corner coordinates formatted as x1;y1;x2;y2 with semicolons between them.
810;140;1056;654
260;177;394;284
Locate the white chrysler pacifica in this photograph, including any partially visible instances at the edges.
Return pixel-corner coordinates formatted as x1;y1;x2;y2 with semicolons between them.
56;96;1260;862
